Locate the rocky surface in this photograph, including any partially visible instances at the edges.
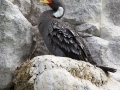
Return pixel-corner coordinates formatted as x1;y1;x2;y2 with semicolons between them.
1;0;120;89
63;0;101;25
0;0;32;89
13;55;120;90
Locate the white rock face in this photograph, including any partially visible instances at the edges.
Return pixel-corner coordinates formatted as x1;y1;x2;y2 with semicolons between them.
13;55;120;90
0;0;32;89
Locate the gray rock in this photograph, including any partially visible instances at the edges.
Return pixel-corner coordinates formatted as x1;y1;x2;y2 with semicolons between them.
77;24;120;82
13;0;50;26
13;55;120;90
103;0;120;26
63;0;101;25
0;0;32;89
76;23;100;37
13;0;31;18
12;0;50;59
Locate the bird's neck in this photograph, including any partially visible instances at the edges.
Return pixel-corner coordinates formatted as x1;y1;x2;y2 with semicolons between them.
53;7;64;19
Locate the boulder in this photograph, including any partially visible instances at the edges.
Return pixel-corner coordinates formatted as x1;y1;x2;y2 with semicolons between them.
63;0;101;25
13;0;50;58
0;0;32;89
13;55;120;90
13;0;50;26
102;0;120;26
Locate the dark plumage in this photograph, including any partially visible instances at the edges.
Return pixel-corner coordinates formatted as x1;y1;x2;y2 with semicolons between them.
38;0;116;73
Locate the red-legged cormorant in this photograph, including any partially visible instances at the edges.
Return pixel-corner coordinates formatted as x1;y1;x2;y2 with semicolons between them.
38;0;116;73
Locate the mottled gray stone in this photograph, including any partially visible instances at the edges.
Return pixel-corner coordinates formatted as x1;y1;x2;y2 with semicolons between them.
103;0;120;26
76;23;100;37
0;0;32;89
13;0;50;26
63;0;101;25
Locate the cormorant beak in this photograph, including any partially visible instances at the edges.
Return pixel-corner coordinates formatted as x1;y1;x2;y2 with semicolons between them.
40;0;50;4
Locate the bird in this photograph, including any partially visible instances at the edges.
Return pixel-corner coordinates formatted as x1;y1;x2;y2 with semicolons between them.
38;0;116;73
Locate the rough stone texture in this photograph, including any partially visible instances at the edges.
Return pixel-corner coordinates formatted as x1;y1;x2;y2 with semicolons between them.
1;0;120;89
13;0;50;26
63;0;101;25
13;0;31;20
12;0;50;59
13;55;120;90
102;0;120;26
76;23;100;37
0;0;32;89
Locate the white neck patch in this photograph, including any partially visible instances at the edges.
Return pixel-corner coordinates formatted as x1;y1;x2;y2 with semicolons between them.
53;7;64;18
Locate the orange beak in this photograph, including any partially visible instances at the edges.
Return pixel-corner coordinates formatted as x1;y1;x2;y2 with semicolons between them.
40;0;50;4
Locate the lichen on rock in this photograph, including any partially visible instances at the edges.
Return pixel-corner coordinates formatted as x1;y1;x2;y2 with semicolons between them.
13;55;120;90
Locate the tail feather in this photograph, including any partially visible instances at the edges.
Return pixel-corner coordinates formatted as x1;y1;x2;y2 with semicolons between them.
97;66;117;73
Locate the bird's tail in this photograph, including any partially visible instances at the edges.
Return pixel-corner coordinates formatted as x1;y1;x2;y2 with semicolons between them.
97;66;117;73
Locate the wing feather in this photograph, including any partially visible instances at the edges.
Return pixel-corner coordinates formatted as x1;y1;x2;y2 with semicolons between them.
48;20;88;61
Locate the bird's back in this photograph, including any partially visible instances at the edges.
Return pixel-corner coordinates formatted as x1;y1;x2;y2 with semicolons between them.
38;12;93;62
38;0;116;73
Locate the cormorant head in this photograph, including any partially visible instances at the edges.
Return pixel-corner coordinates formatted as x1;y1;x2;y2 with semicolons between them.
40;0;65;18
